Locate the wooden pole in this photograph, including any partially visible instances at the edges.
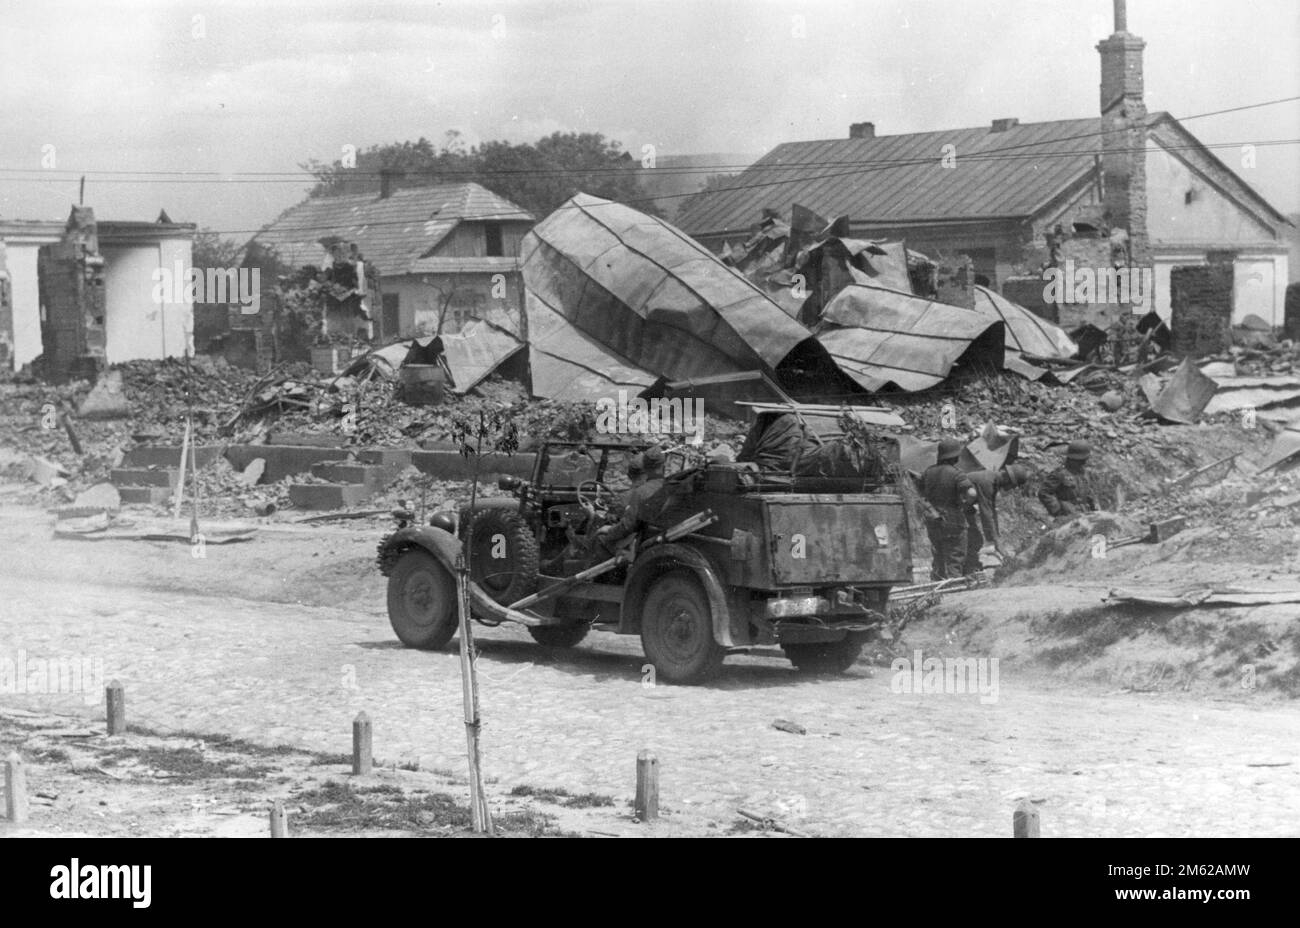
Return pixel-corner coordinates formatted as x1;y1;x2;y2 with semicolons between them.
635;751;659;822
457;420;492;834
105;680;126;735
352;712;372;775
189;414;201;540
4;753;28;824
172;418;191;520
269;800;288;838
1013;799;1040;838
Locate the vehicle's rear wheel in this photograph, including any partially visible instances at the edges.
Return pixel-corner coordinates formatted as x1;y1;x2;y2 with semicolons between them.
468;509;539;607
782;638;863;674
387;548;458;650
528;623;591;648
639;571;724;684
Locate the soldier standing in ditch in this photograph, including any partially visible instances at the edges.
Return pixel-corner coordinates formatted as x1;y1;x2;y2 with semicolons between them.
1038;440;1099;520
962;463;1030;574
918;439;976;581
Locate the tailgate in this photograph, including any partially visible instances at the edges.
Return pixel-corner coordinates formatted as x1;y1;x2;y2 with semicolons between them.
764;494;912;586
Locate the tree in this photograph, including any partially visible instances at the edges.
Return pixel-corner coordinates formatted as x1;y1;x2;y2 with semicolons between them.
303;130;661;218
191;228;243;271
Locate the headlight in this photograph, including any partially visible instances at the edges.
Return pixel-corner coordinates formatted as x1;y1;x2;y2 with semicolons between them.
765;596;830;618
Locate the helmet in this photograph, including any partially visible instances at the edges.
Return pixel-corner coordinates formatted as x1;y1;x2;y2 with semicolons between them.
1066;440;1092;462
1002;464;1030;487
937;438;963;462
641;445;666;471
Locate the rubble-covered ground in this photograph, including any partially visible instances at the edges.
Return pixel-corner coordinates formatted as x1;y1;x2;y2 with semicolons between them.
2;353;1297;698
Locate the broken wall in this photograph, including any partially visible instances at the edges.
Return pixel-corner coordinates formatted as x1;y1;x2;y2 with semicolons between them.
1002;276;1058;324
38;207;106;381
1170;263;1233;356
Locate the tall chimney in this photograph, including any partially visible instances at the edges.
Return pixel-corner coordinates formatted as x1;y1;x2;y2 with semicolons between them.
1096;0;1148;266
849;122;875;140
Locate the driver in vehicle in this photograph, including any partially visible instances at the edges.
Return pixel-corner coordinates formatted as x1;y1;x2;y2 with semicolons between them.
595;445;668;553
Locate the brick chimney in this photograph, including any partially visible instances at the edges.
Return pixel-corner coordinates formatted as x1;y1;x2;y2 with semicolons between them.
849;122;875;140
1096;0;1148;265
378;168;404;199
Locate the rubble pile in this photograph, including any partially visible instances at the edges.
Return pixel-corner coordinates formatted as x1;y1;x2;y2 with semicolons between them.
117;356;289;439
1217;341;1300;377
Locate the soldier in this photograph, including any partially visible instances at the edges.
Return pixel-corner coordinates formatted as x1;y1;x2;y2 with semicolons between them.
596;445;668;550
918;439;976;581
962;464;1030;574
1038;440;1098;519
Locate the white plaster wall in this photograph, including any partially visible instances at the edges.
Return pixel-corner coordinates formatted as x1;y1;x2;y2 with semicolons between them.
6;242;45;367
1146;144;1277;245
101;238;193;363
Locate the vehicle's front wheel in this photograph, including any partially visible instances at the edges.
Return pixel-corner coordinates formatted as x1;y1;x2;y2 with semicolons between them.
387;548;459;650
639;571;724;684
782;638;863;674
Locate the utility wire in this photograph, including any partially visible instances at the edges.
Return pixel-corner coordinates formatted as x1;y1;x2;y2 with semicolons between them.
5;95;1296;238
3;94;1296;182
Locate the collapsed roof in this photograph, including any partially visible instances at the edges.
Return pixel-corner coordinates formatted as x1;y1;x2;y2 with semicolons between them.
813;281;1007;392
519;193;857;398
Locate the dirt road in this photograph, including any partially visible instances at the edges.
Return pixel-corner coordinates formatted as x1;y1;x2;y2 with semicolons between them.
1;502;1296;837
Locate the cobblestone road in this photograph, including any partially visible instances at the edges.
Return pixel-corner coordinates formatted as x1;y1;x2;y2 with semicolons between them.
3;567;1297;837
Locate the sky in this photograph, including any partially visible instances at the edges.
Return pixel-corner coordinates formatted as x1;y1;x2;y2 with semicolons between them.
1;0;1296;242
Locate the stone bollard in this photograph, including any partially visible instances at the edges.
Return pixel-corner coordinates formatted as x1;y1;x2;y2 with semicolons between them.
270;800;288;838
1013;799;1041;838
5;753;28;824
352;712;372;776
635;751;659;822
106;680;127;736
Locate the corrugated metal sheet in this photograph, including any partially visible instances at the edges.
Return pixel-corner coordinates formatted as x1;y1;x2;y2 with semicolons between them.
677;116;1146;237
815;284;1005;392
437;319;525;394
972;285;1077;359
520;193;837;385
248;183;533;276
525;291;656;400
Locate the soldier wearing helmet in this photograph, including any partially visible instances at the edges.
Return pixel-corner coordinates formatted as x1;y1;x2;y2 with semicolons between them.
962;463;1030;573
918;438;977;581
597;445;668;549
1038;440;1098;519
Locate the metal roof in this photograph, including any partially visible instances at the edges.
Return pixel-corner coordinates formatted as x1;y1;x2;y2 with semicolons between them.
972;285;1077;359
815;284;1006;392
247;182;533;276
525;291;657;400
520;193;836;383
676;116;1140;237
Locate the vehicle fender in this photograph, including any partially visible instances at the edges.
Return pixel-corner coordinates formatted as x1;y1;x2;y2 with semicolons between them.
461;498;522;516
622;542;737;648
377;525;461;576
376;525;548;627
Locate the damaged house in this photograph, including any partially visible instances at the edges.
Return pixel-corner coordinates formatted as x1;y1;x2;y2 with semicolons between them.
247;175;534;343
677;0;1291;337
0;207;195;377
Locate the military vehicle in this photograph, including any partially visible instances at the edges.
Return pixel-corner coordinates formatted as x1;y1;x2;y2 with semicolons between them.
376;404;913;684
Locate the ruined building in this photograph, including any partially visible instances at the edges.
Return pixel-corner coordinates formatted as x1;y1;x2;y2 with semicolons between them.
677;0;1291;334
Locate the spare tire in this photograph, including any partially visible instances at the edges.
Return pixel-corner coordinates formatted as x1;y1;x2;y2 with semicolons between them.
467;508;539;607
